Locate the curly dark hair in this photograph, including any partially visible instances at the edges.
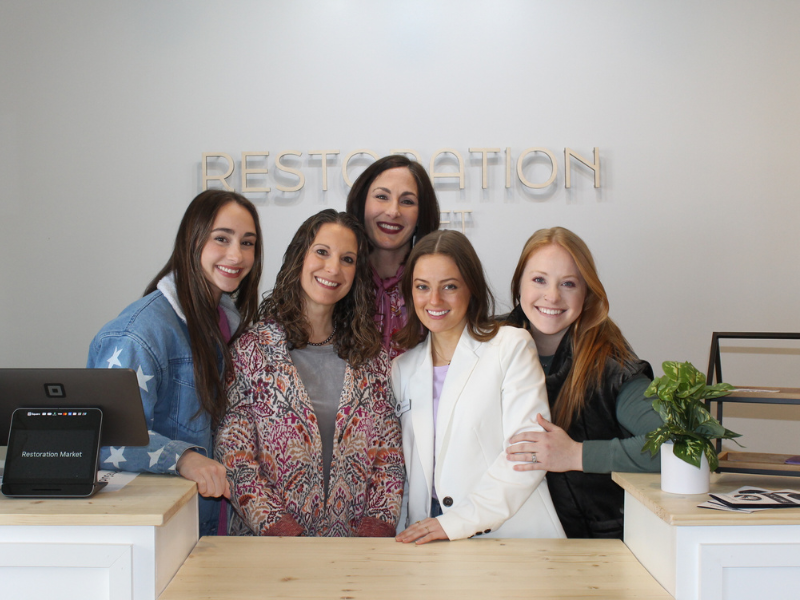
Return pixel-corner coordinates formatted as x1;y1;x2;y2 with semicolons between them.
259;209;381;367
395;230;499;350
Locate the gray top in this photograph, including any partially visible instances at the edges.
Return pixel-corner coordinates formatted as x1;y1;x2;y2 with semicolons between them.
289;343;346;500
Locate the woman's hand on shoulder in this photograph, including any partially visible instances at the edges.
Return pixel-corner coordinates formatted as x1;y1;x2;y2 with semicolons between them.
506;413;584;473
176;451;231;498
395;517;449;545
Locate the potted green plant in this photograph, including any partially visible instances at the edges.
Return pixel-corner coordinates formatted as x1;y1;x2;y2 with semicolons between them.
642;361;742;494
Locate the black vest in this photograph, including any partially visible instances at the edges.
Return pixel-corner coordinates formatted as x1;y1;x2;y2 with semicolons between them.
546;330;652;538
504;307;653;538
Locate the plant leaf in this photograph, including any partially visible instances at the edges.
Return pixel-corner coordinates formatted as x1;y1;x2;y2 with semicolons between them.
651;397;672;424
674;438;703;468
703;441;719;472
657;380;679;404
645;378;660;398
662;361;680;380
643;425;671;456
648;361;741;438
703;383;735;399
695;420;726;439
677;381;705;400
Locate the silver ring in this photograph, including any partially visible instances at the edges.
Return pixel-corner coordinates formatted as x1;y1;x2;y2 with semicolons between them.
531;453;538;463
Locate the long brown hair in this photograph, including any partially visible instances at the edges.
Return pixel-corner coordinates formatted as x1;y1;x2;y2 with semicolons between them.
145;190;263;427
508;227;633;429
346;154;440;250
396;230;499;349
259;210;381;367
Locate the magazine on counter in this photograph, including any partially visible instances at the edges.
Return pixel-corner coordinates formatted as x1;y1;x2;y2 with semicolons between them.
703;486;800;511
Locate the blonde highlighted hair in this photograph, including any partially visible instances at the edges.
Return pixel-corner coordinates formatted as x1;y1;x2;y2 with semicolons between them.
509;227;633;429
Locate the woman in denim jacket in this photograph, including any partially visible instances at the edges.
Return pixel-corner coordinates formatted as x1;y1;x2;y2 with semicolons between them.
87;190;263;536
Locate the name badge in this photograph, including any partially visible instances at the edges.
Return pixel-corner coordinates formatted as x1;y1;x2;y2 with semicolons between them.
395;398;411;417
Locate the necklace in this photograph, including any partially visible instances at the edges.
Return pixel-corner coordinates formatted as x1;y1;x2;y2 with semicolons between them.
432;344;453;366
308;328;336;347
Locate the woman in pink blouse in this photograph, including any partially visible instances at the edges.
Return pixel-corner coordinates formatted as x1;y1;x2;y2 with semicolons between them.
346;155;440;359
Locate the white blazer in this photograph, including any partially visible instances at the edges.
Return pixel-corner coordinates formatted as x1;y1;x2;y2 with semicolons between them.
392;325;565;540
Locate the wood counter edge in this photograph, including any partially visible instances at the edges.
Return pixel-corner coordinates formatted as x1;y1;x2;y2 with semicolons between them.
159;479;198;525
613;471;800;527
0;473;197;527
612;471;677;525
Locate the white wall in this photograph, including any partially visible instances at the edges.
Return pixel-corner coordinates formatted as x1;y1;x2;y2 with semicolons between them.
1;1;799;452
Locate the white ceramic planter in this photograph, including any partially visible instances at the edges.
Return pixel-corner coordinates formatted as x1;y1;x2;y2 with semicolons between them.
660;441;710;494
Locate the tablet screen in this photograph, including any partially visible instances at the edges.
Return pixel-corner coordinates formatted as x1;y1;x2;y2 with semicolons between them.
2;408;103;496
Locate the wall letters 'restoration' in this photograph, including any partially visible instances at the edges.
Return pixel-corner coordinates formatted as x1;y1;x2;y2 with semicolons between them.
201;147;601;194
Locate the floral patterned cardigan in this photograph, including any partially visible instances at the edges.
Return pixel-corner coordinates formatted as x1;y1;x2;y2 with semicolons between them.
215;319;404;537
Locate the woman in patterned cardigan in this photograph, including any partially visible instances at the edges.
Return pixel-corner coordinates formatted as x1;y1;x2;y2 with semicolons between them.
215;210;404;537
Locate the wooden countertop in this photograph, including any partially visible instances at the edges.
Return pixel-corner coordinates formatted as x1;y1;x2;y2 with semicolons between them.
159;537;671;600
612;471;800;527
0;473;196;526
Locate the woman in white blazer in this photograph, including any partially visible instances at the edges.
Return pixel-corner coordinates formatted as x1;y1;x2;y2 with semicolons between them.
393;231;565;544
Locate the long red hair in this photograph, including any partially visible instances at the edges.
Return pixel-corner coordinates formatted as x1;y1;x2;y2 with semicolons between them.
509;227;633;429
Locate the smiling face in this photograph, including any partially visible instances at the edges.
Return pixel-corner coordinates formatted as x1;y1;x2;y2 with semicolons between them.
411;253;471;340
300;223;358;314
519;243;587;356
363;167;419;256
200;202;257;304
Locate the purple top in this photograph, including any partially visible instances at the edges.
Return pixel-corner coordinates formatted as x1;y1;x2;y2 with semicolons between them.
218;305;232;343
431;364;449;500
371;264;406;360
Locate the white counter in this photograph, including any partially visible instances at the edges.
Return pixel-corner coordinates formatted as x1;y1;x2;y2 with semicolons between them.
613;471;800;600
0;473;198;600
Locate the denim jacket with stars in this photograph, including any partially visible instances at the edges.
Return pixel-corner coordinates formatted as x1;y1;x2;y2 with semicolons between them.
87;273;240;535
